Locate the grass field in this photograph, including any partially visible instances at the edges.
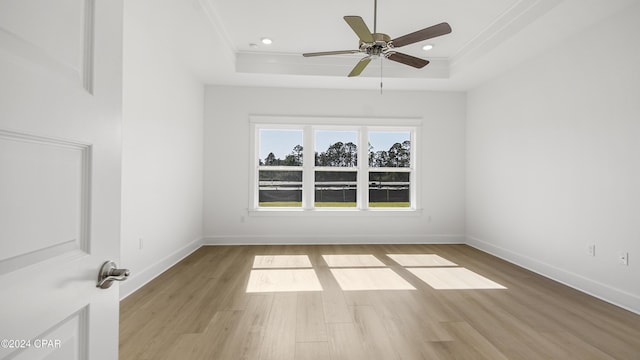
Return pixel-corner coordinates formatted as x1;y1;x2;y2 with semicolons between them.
259;202;410;208
258;202;302;207
368;202;410;208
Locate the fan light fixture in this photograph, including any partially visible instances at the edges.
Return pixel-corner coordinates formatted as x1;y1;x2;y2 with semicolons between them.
422;44;434;51
261;37;273;45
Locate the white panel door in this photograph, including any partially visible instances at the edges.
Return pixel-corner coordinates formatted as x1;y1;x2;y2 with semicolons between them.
0;0;123;359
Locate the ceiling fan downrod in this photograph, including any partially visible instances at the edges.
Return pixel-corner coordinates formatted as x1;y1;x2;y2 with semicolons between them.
373;0;377;34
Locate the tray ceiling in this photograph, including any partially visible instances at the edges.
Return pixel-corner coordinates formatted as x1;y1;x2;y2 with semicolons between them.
191;0;636;90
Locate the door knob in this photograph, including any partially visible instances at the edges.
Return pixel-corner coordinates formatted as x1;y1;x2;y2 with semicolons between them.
97;261;130;289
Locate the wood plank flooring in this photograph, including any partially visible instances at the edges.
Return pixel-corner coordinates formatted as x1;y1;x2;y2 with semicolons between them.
120;245;640;359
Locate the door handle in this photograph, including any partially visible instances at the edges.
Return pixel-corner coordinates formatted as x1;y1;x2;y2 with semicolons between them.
97;261;130;289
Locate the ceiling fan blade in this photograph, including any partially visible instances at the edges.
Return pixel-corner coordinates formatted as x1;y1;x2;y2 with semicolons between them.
348;57;372;77
344;16;374;43
387;52;429;69
303;50;361;57
391;22;452;48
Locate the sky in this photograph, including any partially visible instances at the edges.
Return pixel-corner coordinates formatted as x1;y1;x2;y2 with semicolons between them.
259;129;409;161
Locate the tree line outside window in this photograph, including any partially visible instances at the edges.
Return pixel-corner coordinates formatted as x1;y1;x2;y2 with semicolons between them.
258;140;410;168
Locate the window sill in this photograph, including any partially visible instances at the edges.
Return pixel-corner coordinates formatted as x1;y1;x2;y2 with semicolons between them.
248;208;424;217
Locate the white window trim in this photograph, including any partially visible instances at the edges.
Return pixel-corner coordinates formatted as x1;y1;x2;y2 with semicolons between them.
249;115;422;216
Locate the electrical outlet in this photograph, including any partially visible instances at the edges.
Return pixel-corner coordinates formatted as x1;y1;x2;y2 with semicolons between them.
619;252;629;266
588;244;595;257
139;238;144;250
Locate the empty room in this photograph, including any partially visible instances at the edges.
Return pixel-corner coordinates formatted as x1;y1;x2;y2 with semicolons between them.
1;0;639;359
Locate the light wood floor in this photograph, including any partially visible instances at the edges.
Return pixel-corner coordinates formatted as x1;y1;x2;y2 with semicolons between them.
120;245;640;359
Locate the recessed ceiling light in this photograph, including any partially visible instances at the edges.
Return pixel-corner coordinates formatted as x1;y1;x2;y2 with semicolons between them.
422;44;434;51
261;37;273;45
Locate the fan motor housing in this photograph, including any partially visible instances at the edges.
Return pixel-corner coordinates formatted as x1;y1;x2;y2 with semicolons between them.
360;33;391;56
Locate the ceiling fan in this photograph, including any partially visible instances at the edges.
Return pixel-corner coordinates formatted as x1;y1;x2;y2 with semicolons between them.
302;0;452;77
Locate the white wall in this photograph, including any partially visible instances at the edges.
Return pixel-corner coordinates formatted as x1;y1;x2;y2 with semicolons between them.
120;0;211;298
466;4;640;313
204;86;466;244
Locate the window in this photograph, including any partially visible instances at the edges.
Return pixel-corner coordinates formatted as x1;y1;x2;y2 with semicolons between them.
368;131;411;208
257;129;303;207
315;130;358;208
251;117;419;212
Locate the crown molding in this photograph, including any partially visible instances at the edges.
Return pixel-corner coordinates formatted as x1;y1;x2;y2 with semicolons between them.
451;0;563;72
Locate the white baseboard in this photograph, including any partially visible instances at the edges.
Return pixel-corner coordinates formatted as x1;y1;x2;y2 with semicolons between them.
119;237;203;300
203;234;465;245
466;235;640;315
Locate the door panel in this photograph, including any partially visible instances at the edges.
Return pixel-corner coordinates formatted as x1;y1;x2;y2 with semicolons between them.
0;0;123;358
0;0;94;90
12;307;88;360
0;131;90;274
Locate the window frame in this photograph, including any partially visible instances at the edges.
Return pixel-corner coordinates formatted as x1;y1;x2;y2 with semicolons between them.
249;116;421;215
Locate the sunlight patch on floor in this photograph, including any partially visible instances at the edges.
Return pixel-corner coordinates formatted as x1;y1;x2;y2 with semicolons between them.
246;269;323;293
330;268;416;291
322;254;386;267
387;254;458;267
252;255;313;268
246;253;505;293
408;267;507;290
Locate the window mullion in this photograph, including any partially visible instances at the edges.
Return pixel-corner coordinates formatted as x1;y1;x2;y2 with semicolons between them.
358;127;368;210
302;125;314;210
